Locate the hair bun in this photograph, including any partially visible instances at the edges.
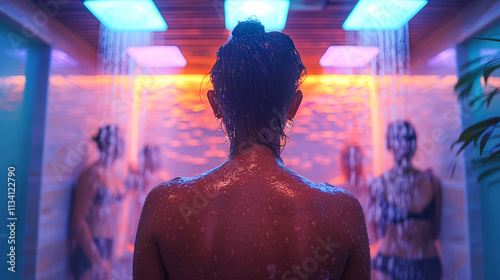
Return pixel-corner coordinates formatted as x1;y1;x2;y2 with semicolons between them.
232;19;265;38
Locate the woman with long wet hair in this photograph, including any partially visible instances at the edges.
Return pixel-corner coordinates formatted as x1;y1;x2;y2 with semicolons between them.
368;120;443;280
133;19;370;280
70;125;125;280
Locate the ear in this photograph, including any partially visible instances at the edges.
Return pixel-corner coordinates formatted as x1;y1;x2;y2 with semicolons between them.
207;90;223;119
286;90;303;120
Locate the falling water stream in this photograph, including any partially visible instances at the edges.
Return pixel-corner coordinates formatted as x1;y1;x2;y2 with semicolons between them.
97;25;152;280
353;25;431;277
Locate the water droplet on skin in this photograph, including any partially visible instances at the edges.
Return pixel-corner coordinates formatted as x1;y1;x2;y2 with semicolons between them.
200;227;206;233
311;221;317;228
284;238;289;243
294;226;301;232
273;220;279;227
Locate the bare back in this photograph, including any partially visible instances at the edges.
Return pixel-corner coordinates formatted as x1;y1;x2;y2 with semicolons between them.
134;158;370;280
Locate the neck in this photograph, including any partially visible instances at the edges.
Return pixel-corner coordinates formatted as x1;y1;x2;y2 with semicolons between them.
393;156;413;175
227;140;283;168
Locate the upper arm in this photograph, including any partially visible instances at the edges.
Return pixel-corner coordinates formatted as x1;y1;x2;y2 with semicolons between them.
133;185;169;280
71;171;95;229
340;195;371;280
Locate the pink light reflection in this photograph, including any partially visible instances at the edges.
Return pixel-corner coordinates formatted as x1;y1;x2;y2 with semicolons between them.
126;46;187;68
319;46;380;68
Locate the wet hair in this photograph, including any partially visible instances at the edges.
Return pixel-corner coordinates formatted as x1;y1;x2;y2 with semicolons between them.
386;120;417;150
92;125;120;152
209;18;307;152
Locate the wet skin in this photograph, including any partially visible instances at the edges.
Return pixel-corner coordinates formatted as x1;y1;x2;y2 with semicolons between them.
133;148;371;280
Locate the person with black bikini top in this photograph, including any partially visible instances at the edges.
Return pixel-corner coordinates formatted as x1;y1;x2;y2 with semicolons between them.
368;121;443;280
71;125;125;280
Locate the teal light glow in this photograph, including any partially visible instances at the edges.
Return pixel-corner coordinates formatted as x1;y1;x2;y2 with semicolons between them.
83;0;167;31
343;0;427;31
224;0;290;32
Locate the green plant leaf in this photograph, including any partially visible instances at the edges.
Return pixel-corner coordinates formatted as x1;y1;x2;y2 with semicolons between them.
487;178;500;188
470;37;500;43
485;88;500;108
455;55;500;101
478;164;500;182
480;126;495;155
452;117;500;155
488;144;500;159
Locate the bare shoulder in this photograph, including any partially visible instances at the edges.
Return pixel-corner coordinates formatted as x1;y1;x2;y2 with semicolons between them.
144;176;186;205
304;180;366;219
319;182;362;206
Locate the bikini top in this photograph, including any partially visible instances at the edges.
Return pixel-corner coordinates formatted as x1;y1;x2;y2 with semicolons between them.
93;183;124;206
380;195;436;224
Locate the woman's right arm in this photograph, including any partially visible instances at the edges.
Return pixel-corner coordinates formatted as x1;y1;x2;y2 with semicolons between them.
70;170;104;265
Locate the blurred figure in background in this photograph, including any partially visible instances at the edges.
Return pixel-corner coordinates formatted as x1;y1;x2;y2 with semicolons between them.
331;144;368;209
367;120;442;280
124;144;166;252
70;125;125;280
111;144;168;279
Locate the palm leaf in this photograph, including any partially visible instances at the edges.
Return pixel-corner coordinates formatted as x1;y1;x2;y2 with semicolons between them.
470;37;500;43
451;117;500;155
488;144;500;159
478;164;500;182
455;54;500;101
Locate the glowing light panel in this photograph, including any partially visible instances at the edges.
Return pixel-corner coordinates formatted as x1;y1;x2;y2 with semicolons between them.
427;48;456;67
224;0;290;32
343;0;427;31
126;46;187;68
319;46;380;68
83;0;167;31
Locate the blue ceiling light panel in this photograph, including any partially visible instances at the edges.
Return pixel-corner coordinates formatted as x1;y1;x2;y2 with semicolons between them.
224;0;290;32
343;0;427;31
83;0;167;31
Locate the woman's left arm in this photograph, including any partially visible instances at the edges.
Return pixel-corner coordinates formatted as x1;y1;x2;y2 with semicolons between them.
133;186;169;280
